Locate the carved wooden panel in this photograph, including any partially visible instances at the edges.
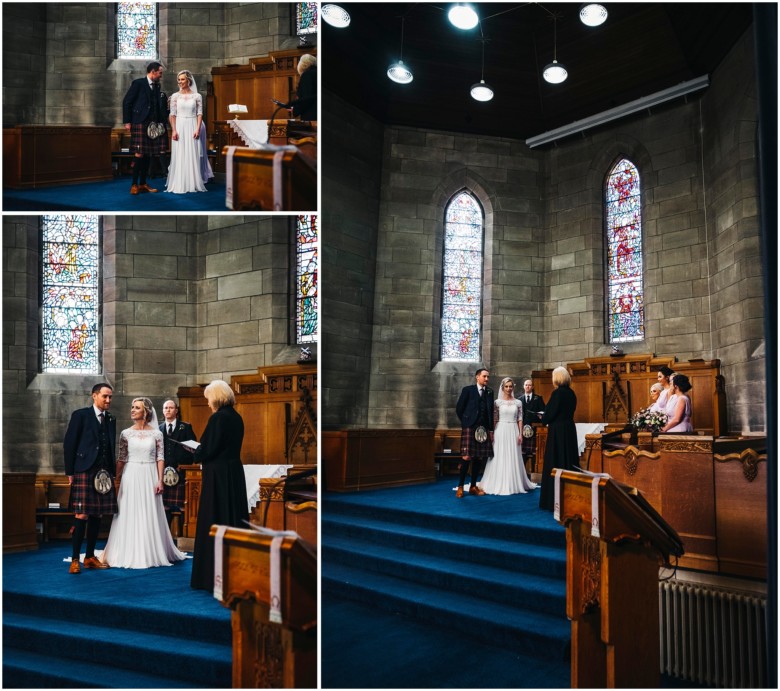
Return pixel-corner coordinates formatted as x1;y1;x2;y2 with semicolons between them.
532;354;726;435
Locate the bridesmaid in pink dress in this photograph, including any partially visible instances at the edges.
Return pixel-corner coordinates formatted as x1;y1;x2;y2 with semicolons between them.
661;373;693;432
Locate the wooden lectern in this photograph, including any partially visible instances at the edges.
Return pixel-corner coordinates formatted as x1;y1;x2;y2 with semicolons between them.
554;470;683;688
209;525;317;688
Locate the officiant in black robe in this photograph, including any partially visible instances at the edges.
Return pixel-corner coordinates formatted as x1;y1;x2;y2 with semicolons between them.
189;380;248;591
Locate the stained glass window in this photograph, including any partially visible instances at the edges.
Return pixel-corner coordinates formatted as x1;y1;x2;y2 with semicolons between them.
296;2;318;36
606;158;644;343
117;2;157;59
441;191;483;361
296;215;318;344
41;215;101;373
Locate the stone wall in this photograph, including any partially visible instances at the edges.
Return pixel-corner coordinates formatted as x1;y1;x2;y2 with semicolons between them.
321;91;385;428
1;3;300;128
2;3;47;127
321;29;766;434
2;214;303;473
700;30;764;432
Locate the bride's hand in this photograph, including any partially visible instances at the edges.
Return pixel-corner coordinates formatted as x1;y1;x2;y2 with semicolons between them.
155;481;164;494
193;132;199;139
172;131;179;141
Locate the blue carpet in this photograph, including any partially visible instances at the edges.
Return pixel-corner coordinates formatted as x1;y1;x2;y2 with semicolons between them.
321;478;572;688
3;176;227;212
3;541;232;688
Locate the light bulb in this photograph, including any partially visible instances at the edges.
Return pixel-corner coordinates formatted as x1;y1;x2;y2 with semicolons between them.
470;80;494;102
387;60;413;84
322;4;351;28
448;4;479;30
579;4;608;27
543;60;568;84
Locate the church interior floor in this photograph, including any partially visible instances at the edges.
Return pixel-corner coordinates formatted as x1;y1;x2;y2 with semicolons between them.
3;175;227;212
3;541;232;688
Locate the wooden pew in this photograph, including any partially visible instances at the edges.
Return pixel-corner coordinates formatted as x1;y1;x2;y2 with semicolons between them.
531;354;726;435
224;144;316;211
3;125;113;188
596;435;767;577
323;429;436;491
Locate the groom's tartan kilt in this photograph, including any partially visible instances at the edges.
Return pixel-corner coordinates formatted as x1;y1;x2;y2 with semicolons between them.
130;123;168;156
460;425;494;459
69;468;118;515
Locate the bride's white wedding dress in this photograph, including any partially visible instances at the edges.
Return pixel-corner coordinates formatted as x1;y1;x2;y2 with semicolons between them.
101;428;186;568
479;398;537;495
166;91;213;194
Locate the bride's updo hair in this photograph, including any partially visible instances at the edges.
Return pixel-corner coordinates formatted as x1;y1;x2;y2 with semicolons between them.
133;397;155;422
177;70;194;87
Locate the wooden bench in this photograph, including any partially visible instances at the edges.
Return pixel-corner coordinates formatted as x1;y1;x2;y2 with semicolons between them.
434;429;462;477
35;474;112;541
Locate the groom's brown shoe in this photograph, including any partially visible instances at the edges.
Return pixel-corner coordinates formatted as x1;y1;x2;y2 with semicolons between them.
130;184;140;195
69;559;81;574
83;556;110;570
455;486;464;498
138;183;158;193
469;485;486;496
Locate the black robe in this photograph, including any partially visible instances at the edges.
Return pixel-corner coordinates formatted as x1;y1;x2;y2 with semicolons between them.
539;385;579;511
190;405;248;590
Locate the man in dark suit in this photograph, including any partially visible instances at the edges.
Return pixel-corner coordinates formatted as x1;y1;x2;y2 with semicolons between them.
159;399;197;528
122;61;169;195
520;379;545;472
63;383;118;573
454;368;495;498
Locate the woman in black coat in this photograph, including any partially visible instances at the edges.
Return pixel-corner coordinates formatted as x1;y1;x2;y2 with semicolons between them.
286;54;317;121
190;380;248;590
539;367;579;511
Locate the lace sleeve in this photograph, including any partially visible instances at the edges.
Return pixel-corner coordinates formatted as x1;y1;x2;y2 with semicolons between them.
494;399;500;418
516;400;523;423
155;431;164;463
118;431;128;464
170;92;177;117
196;93;203;116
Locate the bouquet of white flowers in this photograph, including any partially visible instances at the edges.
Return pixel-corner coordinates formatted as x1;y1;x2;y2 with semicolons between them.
630;407;668;433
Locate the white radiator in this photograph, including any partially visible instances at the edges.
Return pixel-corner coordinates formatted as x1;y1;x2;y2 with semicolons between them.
659;580;767;687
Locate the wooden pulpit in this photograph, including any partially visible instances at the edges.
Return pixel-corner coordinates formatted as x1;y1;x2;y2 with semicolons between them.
554;469;683;688
209;525;316;688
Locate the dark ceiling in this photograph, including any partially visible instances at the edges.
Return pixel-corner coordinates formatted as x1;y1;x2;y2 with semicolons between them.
322;2;754;141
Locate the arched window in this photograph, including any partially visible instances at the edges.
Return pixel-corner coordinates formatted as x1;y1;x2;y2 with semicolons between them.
296;2;318;37
441;191;483;361
41;215;101;373
296;215;318;344
117;1;158;60
606;158;644;343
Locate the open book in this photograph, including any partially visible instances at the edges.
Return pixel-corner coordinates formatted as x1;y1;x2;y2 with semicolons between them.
167;438;201;451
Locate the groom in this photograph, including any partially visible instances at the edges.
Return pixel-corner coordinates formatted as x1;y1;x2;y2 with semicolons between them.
122;61;168;195
455;368;495;498
63;383;118;573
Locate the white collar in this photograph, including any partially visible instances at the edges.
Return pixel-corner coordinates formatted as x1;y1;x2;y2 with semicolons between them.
93;405;105;419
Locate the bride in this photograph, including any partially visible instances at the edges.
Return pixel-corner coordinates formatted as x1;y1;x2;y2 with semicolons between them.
101;397;186;568
479;377;537;495
166;70;213;194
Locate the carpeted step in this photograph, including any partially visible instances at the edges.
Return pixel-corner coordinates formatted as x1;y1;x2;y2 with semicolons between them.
322;561;570;662
322;512;566;578
3;611;231;688
2;647;199;689
323;534;566;617
2;590;232;646
322;493;565;548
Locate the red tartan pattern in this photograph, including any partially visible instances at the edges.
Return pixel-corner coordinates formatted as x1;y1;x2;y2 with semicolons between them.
69;469;118;515
460;426;494;459
130;122;168;155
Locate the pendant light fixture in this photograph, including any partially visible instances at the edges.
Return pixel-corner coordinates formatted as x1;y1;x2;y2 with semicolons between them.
579;4;608;27
543;17;568;84
470;38;494;102
321;4;351;28
387;16;413;84
448;3;479;30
